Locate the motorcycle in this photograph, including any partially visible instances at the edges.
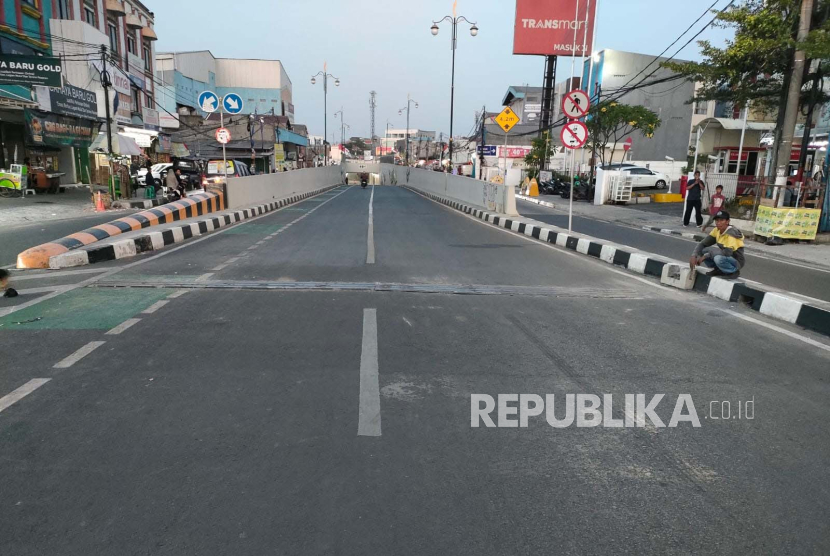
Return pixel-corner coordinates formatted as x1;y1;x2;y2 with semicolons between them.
360;173;369;188
559;176;594;201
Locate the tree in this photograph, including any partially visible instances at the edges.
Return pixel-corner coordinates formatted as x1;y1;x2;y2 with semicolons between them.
524;132;558;179
586;101;661;168
664;0;830;178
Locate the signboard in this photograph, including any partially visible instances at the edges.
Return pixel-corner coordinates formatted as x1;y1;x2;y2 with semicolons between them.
198;91;219;113
561;89;590;119
90;60;130;95
215;127;231;144
561;120;589;149
0;55;62;87
477;145;497;156
274;143;285;161
754;206;821;240
24;109;100;148
223;93;244;114
143;107;160;131
514;0;596;57
35;84;98;120
114;92;132;124
540;170;553;182
156;134;172;154
495;107;520;133
499;146;531;158
524;103;542;113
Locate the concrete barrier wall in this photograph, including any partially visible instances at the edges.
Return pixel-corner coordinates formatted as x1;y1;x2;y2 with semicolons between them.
225;166;343;209
380;164;517;216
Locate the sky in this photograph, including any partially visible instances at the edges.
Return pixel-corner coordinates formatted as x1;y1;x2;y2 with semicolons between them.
149;0;735;142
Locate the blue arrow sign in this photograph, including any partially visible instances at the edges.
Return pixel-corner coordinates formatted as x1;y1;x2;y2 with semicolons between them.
223;93;244;114
198;91;219;114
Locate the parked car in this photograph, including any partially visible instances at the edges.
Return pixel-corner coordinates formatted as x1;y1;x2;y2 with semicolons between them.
136;163;172;187
203;159;252;186
620;166;669;189
599;163;638;171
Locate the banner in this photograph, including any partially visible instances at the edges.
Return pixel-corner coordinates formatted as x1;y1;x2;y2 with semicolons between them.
35;84;98;120
499;146;531;158
754;206;821;240
0;55;62;87
24;109;100;148
513;0;596;57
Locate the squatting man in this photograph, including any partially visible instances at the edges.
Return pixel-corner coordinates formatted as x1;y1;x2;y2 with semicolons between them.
689;210;746;279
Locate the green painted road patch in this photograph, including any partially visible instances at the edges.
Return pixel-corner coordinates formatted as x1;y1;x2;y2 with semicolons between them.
0;287;173;330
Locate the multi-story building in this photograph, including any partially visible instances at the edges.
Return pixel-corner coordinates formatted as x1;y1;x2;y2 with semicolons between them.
0;1;56;173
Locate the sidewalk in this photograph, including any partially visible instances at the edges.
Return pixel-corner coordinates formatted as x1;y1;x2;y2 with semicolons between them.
0;185;131;226
540;197;830;270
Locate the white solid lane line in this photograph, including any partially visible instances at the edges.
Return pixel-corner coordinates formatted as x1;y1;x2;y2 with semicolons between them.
167;289;189;299
142;300;169;314
0;379;51;414
367;185;376;265
106;318;141;335
358;308;381;437
54;341;106;369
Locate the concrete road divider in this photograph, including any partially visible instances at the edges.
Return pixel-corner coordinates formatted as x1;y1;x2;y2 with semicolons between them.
17;192;224;269
47;186;338;269
407;186;830;338
226;166;343;208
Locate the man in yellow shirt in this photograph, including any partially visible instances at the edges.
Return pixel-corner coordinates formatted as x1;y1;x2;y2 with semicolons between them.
689;210;746;279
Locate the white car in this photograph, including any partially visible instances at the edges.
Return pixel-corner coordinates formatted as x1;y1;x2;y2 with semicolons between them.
620;166;669;189
136;163;173;186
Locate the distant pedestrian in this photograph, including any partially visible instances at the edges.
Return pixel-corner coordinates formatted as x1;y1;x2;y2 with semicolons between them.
700;184;726;233
690;210;745;279
0;268;17;298
684;170;705;227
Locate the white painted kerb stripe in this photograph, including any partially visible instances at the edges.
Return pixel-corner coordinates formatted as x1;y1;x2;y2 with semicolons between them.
0;379;51;414
367;186;376;265
358;308;381;436
54;341;105;369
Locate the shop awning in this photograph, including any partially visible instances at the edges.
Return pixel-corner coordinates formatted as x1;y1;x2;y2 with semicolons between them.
90;132;143;156
694;117;775;132
275;128;308;147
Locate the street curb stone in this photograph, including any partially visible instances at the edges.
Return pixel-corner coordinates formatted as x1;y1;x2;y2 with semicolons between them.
406;186;830;338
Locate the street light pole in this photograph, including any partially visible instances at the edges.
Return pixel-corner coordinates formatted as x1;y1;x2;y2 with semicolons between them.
398;95;419;166
311;66;340;165
431;13;478;171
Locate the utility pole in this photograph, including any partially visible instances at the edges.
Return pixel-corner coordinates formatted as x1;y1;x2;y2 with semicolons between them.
370;91;377;159
774;0;814;195
100;45;113;155
479;105;486;179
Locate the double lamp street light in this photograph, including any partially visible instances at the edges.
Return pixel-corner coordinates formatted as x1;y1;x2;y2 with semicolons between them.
398;95;419;167
310;67;340;165
431;13;478;170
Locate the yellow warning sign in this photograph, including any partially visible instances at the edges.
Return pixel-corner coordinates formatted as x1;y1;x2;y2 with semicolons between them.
490;175;505;184
495;107;520;133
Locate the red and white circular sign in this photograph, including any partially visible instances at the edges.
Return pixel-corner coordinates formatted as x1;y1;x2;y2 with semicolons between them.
623;137;634;152
215;127;231;144
560;121;589;150
561;89;591;119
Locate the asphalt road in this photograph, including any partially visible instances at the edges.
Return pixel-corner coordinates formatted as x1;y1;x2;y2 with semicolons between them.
518;198;830;303
1;185;830;555
0;211;138;268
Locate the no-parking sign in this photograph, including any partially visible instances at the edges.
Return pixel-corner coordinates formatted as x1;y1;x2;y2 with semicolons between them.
560;121;588;150
215;127;231;144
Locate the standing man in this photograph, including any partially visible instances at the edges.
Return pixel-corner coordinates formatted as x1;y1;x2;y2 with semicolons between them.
690;210;746;279
684;170;705;227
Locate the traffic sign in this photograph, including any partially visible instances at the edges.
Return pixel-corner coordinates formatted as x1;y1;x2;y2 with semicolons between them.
215;127;231;144
198;91;219;114
623;137;633;152
560;121;588;149
561;89;590;119
495;107;520;133
223;92;244;114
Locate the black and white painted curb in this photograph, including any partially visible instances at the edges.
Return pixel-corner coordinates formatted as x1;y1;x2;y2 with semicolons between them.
642;225;707;242
49;185;340;269
112;196;172;210
516;194;557;209
407;186;830;338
